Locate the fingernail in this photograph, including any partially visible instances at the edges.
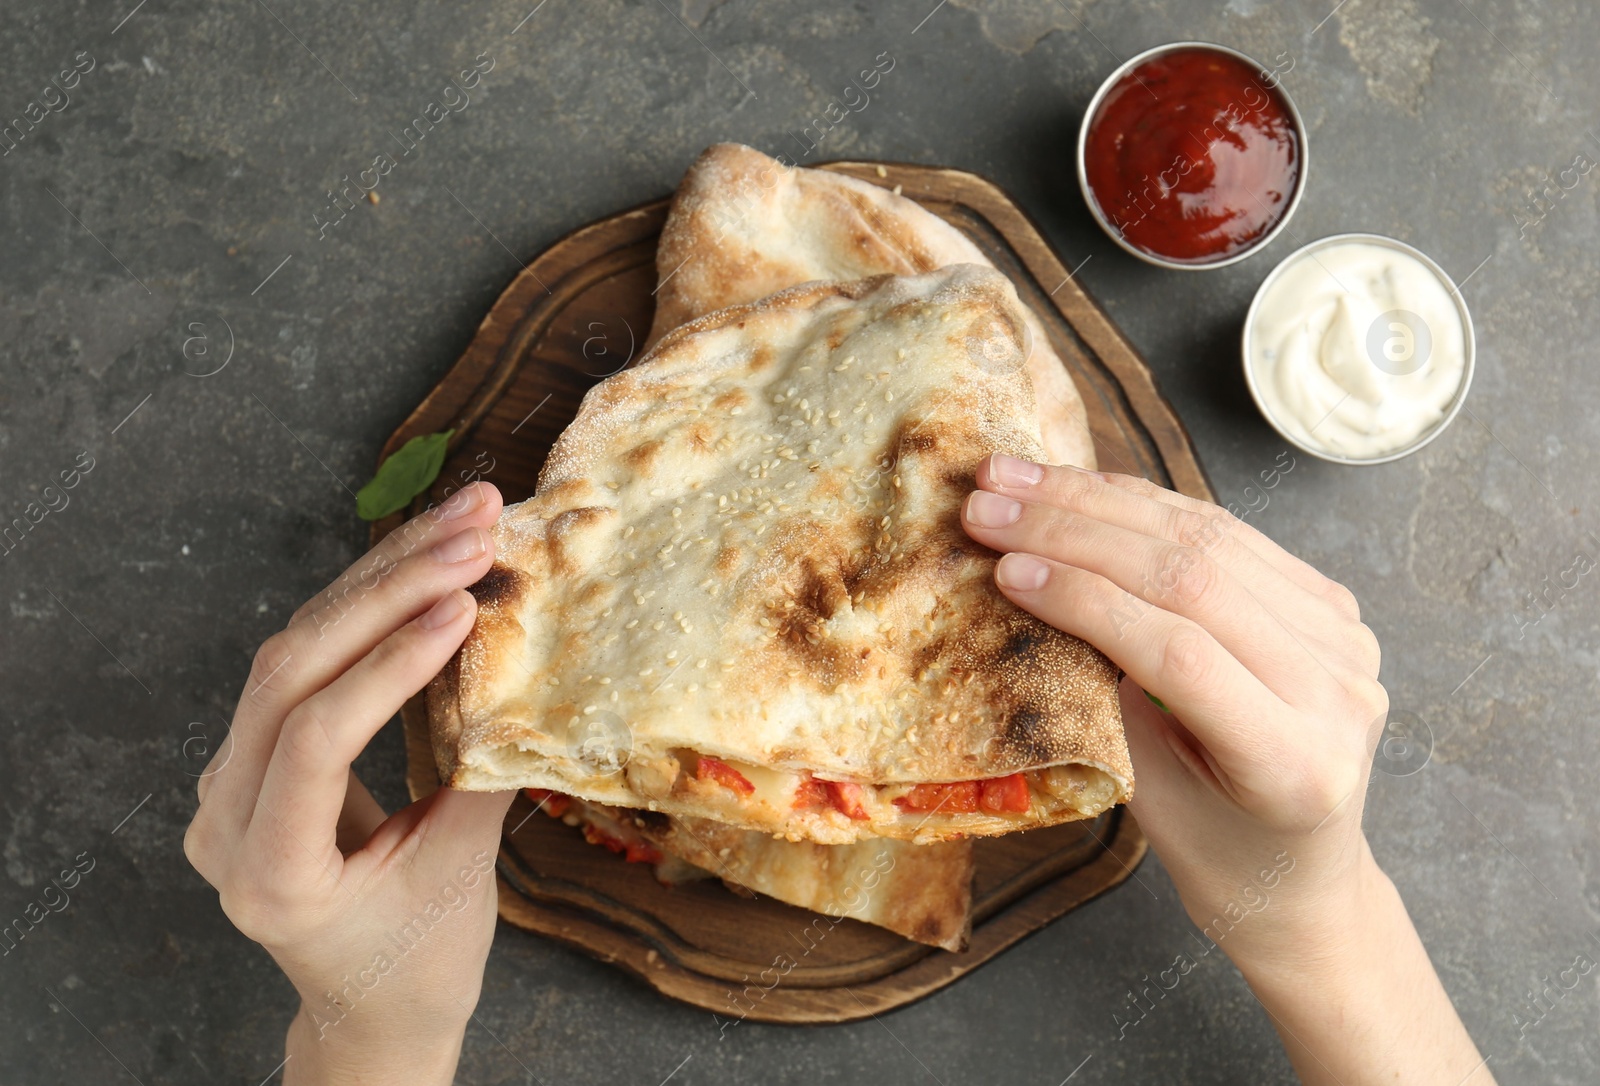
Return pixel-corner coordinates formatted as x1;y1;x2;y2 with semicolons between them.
432;527;487;564
996;552;1050;591
436;483;483;522
966;490;1022;528
991;453;1043;488
419;589;469;630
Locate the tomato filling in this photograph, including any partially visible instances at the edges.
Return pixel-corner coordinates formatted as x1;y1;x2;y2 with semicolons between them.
978;772;1031;813
523;787;571;818
894;773;1031;814
794;774;871;820
528;788;662;865
696;755;755;795
824;780;871;821
793;774;832;809
897;781;980;813
581;823;663;865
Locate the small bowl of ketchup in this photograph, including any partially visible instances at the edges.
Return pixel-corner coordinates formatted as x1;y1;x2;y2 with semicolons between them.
1077;41;1307;270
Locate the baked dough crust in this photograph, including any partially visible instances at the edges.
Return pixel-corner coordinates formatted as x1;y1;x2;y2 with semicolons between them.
429;266;1129;843
560;798;974;951
647;142;1096;470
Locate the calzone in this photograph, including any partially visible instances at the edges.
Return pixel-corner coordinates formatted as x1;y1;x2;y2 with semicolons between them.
429;265;1130;845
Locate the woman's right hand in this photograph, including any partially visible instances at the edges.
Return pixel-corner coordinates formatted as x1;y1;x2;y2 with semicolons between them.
961;454;1492;1084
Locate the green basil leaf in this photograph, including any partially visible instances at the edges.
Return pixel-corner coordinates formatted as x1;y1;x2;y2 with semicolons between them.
357;429;454;520
1144;690;1168;712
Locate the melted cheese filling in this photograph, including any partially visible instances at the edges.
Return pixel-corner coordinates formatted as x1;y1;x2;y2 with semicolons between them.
668;752;1112;826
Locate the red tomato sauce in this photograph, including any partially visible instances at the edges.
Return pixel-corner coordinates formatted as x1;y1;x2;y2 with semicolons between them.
1083;47;1299;263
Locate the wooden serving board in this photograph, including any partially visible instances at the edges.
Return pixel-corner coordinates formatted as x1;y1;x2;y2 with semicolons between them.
373;161;1213;1024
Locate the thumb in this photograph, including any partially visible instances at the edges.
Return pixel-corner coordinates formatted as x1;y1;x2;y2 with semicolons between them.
1119;676;1216;846
404;788;516;909
424;786;518;856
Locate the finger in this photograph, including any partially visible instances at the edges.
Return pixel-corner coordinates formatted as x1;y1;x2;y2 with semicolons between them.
354;787;445;861
1118;677;1232;824
335;770;388;853
199;516;496;828
976;455;1372;674
977;454;1330;625
1096;470;1357;618
1086;468;1374;669
420;788;517;860
247;588;478;874
196;486;498;815
963;490;1342;705
347;788;515;887
990;550;1284;780
291;482;503;627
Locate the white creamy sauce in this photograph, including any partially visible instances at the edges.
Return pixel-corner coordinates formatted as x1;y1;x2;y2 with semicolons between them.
1248;240;1467;458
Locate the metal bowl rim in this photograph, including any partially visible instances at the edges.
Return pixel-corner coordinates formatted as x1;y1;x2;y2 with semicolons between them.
1075;39;1310;272
1239;231;1478;466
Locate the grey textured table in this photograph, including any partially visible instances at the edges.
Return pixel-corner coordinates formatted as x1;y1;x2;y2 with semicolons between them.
2;1;1596;1083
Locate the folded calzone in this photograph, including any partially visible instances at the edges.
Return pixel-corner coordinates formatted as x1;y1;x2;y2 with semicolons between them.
428;265;1130;844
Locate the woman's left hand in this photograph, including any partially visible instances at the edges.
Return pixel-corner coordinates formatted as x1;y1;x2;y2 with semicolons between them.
184;482;515;1086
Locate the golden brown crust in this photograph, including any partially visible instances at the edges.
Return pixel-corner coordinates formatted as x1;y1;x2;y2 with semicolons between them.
429;265;1129;844
646;143;1095;469
664;816;974;952
565;801;973;951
